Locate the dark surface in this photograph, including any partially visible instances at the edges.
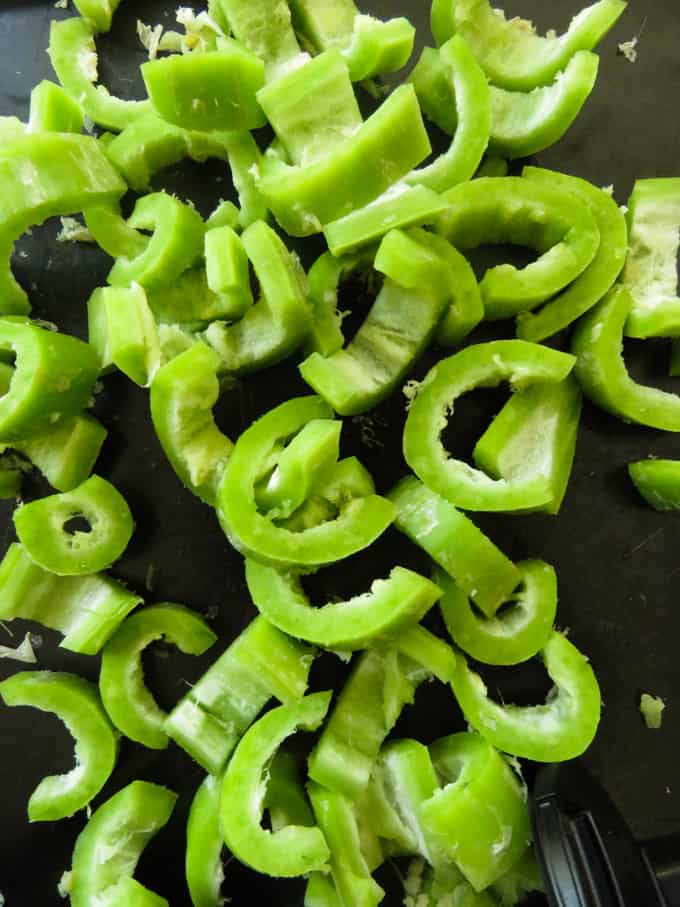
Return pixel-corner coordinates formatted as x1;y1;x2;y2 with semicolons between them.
0;1;679;905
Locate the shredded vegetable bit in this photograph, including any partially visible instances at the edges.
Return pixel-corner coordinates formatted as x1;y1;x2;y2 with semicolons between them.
57;871;72;898
56;217;95;244
640;693;665;729
0;632;37;664
54;0;68;8
137;21;165;61
618;37;639;63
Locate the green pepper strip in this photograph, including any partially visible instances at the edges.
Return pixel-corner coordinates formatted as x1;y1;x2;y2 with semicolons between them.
0;132;126;315
48;18;151;131
142;45;265;133
68;780;177;907
212;0;303;79
256;85;430;236
0;671;118;822
389;475;521;618
517;166;628;342
0;542;142;654
205;226;254;321
28;80;84;134
89;285;161;388
220;692;332;877
289;0;414;82
305;874;342;907
473;375;583;516
245;559;441;650
407;37;490;193
164;615;313;775
621;179;680;338
145;268;243;327
437;560;557;666
572;286;680;431
13;413;107;492
100;603;217;750
203;220;312;375
278;455;376;532
186;775;225;907
421;732;530;891
437;177;601;320
224;131;270;229
218;396;394;568
308;782;384;907
431;0;626;91
451;631;601;761
0;319;100;442
404;340;576;512
14;474;134;576
150;342;234;506
628;459;680;511
73;0;122;33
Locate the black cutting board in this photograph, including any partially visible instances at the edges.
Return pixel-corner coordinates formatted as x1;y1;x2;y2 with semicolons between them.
0;1;678;905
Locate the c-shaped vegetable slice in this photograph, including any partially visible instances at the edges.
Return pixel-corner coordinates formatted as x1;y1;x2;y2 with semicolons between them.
517;166;628;342
437;561;557;666
245;560;441;650
150;342;234;506
68;780;177;907
220;692;332;877
13;475;134;576
629;459;680;511
403;340;577;512
186;775;225;907
100;604;217;750
436;177;601;320
28;80;84;134
217;396;395;569
572;286;680;431
0;671;118;822
451;631;602;761
430;0;626;91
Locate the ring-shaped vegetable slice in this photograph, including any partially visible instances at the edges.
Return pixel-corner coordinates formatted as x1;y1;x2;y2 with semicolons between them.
572;286;680;431
186;775;225;907
245;560;441;650
13;475;134;575
220;692;332;877
100;604;217;750
451;631;601;762
403;340;576;512
217;396;394;569
0;671;118;821
517;167;628;342
68;780;177;907
437;560;557;666
628;460;680;511
436;177;601;320
408;36;490;193
430;0;626;91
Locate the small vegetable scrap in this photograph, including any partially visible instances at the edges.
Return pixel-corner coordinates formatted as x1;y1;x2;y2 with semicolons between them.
640;693;666;730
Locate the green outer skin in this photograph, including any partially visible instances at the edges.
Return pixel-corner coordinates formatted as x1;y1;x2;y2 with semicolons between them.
142;46;265;132
403;340;577;512
0;671;118;822
48;18;151;131
68;780;177;907
186;775;225;907
28;80;84;134
409;46;458;135
13;413;107;492
437;560;558;666
392;624;457;685
473;375;583;516
0;320;100;443
245;560;441;650
422;732;530;891
517;166;628;342
629;460;680;511
204;225;254;321
203;220;312;375
257;85;431;236
164;615;313;775
308;781;384;907
489;51;599;159
215;0;302;78
622;179;680;338
431;0;626;91
437;177;601;320
572;286;680;431
100;604;217;750
206;200;240;232
407;36;490;192
0;542;142;655
0;132;126;315
220;692;332;878
305;874;341;907
72;0;121;33
451;631;602;761
150;342;234;506
389;475;521;618
13;474;134;576
217;396;395;569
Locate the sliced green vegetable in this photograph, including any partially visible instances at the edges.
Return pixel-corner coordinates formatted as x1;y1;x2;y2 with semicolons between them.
223;130;269;229
640;693;665;729
214;0;303;79
629;459;680;511
28;80;84;134
88;284;161;387
72;0;122;33
204;225;253;321
186;775;225;907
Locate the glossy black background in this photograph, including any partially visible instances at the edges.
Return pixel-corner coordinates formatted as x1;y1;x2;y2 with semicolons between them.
0;1;678;905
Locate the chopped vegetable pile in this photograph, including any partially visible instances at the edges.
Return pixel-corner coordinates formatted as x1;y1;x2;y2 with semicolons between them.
0;0;674;904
